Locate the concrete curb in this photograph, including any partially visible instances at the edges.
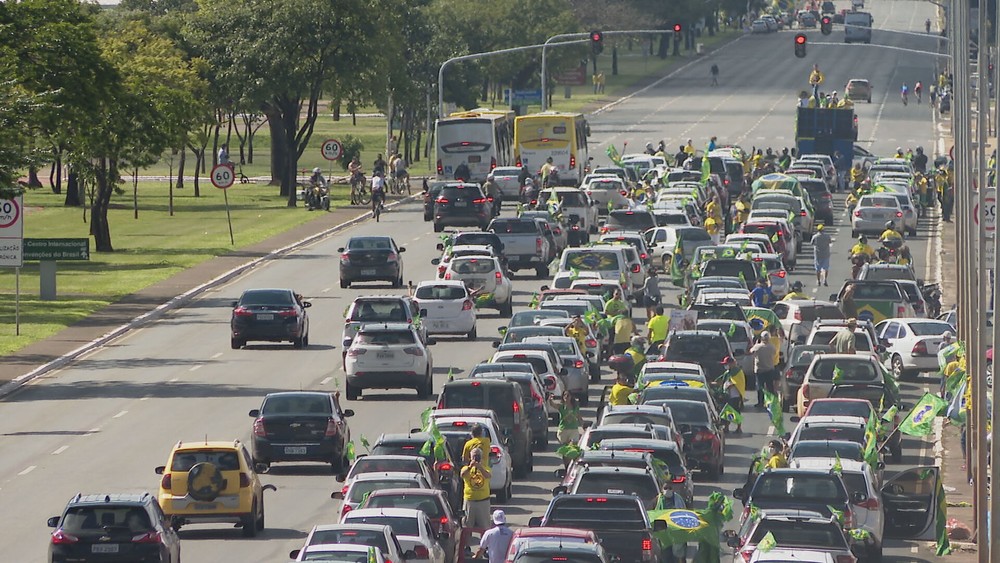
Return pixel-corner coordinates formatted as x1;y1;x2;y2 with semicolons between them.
0;195;419;400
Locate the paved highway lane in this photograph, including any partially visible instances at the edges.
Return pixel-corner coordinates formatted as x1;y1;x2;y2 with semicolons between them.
0;2;947;562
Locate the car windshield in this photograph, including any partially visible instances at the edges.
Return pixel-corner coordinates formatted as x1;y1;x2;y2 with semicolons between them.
546;498;647;531
862;267;915;282
348;480;420;502
790;441;864;461
453;233;500;248
602;413;672;427
649;401;709;424
666;335;728;361
450;258;495;275
752;475;846;503
365;495;442;517
370;443;430;461
828;386;890;409
585;428;651;446
850;283;905;301
811;331;872;351
540;303;591;317
347;237;392;250
345;515;419;538
531;339;577;356
350;300;408;322
701;261;757;280
491;219;537;234
698;322;749;344
859;196;898;208
261;394;331;415
60;506;152;534
750;520;848;549
308;529;388;550
546;191;586;206
303;549;371;562
240;290;293;307
170;449;240;471
574;473;659;507
515;553;603;563
510;311;568;327
497;355;549;374
505;326;564;343
810;359;879;382
807;401;873;419
415;285;466;300
356;330;416;345
564;251;620;271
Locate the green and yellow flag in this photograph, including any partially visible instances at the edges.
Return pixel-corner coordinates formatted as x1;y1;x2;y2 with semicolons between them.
700;156;711;186
720;403;743;425
763;389;784;435
832;452;843;474
756;531;777;553
832;365;845;385
899;393;947;437
606;144;623;166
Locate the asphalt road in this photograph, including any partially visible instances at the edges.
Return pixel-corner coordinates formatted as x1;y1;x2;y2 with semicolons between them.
0;2;947;562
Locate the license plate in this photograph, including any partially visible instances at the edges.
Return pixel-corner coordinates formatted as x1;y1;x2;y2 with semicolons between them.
284;446;307;455
92;544;119;554
376;352;394;359
361;268;377;275
256;313;274;321
468;156;481;163
193;502;216;510
467;278;486;286
455;201;468;207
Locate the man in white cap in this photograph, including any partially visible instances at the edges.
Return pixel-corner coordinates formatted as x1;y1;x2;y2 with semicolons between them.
475;509;514;563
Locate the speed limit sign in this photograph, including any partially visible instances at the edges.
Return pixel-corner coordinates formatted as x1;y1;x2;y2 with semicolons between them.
321;138;343;161
211;164;235;189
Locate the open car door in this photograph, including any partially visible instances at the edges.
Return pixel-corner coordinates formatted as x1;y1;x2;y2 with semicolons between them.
881;466;940;540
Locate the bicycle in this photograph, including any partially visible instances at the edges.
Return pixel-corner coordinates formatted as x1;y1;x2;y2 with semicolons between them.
371;189;386;221
901;89;908;106
390;173;411;195
350;173;371;205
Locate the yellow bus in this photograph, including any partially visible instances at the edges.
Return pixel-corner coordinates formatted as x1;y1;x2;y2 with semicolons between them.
434;109;514;182
514;111;590;186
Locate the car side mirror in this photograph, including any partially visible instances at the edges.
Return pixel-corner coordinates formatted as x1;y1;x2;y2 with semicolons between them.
426;338;437;345
586;351;594;358
492;341;500;348
330;491;344;500
544;376;557;391
554;468;567;479
876;461;886;470
783;432;792;440
249;409;260;418
254;463;269;474
289;550;301;560
852;491;867;503
154;466;165;475
497;326;508;335
723;530;737;539
343;409;355;417
420;309;428;317
678;424;691;433
877;345;887;353
552;485;568;496
231;300;238;308
436;243;445;251
540;285;550;291
431;258;441;265
47;516;60;528
790;416;801;423
336;474;346;483
528;517;543;527
581;420;593;429
303;301;312;308
398;247;406;253
337;247;345;253
829;293;837;301
404;549;418;559
727;537;741;548
733;488;746;500
560;368;568;376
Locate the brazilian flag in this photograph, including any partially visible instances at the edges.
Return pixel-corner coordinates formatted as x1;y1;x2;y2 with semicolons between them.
899;393;947;436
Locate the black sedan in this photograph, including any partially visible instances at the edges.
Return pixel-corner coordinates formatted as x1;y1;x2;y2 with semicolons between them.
422;181;447;222
433;182;491;232
230;288;310;349
249;391;354;472
338;236;405;288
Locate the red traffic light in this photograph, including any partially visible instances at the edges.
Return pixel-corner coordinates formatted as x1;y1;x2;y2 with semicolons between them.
590;31;603;42
795;34;807;44
673;24;682;32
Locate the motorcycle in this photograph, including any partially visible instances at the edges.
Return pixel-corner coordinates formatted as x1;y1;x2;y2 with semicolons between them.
850;253;870;279
921;282;942;318
306;183;330;211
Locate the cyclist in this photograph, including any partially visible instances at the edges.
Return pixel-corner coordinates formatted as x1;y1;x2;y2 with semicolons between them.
914;81;923;104
371;171;386;219
348;156;363;183
372;153;387;176
901;83;909;105
392;153;408;192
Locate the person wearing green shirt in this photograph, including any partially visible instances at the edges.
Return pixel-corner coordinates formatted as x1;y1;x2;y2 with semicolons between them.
646;306;669;347
550;391;582;446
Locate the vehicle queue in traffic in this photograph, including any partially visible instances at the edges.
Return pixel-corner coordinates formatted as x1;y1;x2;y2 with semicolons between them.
45;137;957;563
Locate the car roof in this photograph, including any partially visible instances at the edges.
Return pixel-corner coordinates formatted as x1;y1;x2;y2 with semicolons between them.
599;438;682;452
345;507;426;519
172;440;242;451
576;465;653;476
513;527;596;538
790;458;870;473
358;322;415;332
349;472;427;483
518;540;604;554
67;493;153;506
310;523;392;533
306;543;381;553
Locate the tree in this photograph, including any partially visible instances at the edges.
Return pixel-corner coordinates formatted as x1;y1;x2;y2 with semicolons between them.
188;0;389;206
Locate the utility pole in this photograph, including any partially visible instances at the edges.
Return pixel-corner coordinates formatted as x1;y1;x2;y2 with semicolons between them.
992;0;1000;554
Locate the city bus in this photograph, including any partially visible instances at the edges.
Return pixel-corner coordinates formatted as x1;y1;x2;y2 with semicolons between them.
434;109;514;182
513;111;590;186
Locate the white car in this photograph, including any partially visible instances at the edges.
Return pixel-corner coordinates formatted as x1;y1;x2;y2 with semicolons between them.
880;187;919;237
293;523;410;563
538;186;599;235
412;280;478;339
344;322;434;400
748;253;789;297
851;194;904;238
293;543;388;562
874;318;953;379
429;412;514;502
440;256;513;317
549;269;601;289
431;244;500;279
724;233;777;254
771;299;844;345
695;288;752;306
491;350;565;394
643;226;681;272
749;548;835;562
342;508;447;563
730;510;855;563
333;472;433;519
581;176;629;212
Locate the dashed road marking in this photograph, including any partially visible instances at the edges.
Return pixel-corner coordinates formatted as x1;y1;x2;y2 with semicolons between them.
52;446;69;455
322;287;332;293
211;352;223;359
89;428;101;433
169;378;179;383
320;376;333;385
113;410;128;419
18;466;36;476
189;364;202;372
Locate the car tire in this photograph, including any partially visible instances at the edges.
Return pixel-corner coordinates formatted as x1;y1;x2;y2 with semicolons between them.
433;223;443;233
580;393;590;407
231;338;244;350
867;542;882;562
340;278;349;289
535;266;547;279
293;336;304;349
500;301;513;318
851;229;858;238
392;275;403;289
908;226;917;237
891;355;908;381
241;500;258;538
705;464;719;479
589;363;601;382
533;429;548;451
346;381;360;401
255;497;265;531
467;326;477;341
527;448;534;473
416;371;433;399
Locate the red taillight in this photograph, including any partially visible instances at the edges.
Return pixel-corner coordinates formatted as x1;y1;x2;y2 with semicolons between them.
672;476;686;483
794;309;802;321
895;211;903;217
233;306;253;317
440;516;449;525
239;472;251;487
438;266;447;276
325;418;339;437
403;347;424;356
854;210;862;217
132;530;162;544
897;306;907;317
495;271;502;281
772;270;786;278
413;545;430;559
553;228;562;235
800;210;807;216
740;550;753;562
340;252;350;262
277;309;297;317
516;158;522;167
472;198;487;204
574;360;585;368
570;155;576;169
347;348;367;357
585;338;597;347
160;474;172;489
620;190;628;196
490;157;497;170
536;238;543;253
437;160;443;174
855;497;879;510
490;445;502;457
512;401;520;413
912;340;928;355
640;253;647;260
631;264;641;273
462;300;473;310
785;368;795;379
835;556;856;563
387;253;398;262
437;462;453;472
51;530;79;545
341;503;352;517
724;178;730;185
253;418;267;437
693;430;715;442
436;197;449;204
444;272;452;280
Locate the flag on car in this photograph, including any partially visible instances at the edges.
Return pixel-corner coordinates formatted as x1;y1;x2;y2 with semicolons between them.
899;392;947;436
700;156;711;186
720;403;743;425
763;390;784;435
832;452;843;475
756;531;777;553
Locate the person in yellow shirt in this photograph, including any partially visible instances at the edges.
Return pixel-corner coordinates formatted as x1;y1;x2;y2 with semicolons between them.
704;216;721;244
719;356;745;433
646;306;670;347
783;280;809;300
879;221;903;243
850;235;875;258
609;369;635;406
460;447;492;529
684;139;695;155
613;314;637;355
462;424;492;467
808;64;824;100
565;315;589;351
764;439;788;469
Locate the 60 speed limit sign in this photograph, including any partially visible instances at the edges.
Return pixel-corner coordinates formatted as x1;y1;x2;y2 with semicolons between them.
211;164;235;189
321;138;343;161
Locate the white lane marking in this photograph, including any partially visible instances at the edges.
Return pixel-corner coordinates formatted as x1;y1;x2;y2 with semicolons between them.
322;287;332;293
18;466;36;476
320;376;333;385
139;395;150;402
169;378;179;383
52;445;69;455
211;352;223;359
189;364;202;372
767;425;775;436
89;428;101;433
112;410;128;419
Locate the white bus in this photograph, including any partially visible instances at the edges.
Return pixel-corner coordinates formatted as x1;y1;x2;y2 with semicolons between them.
435;109;514;182
513;111;590;186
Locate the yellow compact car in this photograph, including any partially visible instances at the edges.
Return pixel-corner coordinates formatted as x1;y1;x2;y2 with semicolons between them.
155;440;276;537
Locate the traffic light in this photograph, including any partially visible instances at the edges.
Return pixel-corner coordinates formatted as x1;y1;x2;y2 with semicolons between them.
820;16;832;35
794;33;807;58
590;30;604;54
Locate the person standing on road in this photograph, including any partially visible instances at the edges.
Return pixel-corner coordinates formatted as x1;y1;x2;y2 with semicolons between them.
642;272;662;319
710;63;719;86
217;144;230;167
719;356;745;434
750;278;774;308
475;510;514;563
462;424;492;466
612;313;637;355
749;331;777;407
551;391;581;456
811;223;832;286
604;289;629;317
831;318;858;354
460;448;492;530
646;305;669;349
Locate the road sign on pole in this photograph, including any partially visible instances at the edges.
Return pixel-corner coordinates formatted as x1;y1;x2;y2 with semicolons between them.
322;139;343;161
211;164;235;189
973;186;996;236
0;195;24;267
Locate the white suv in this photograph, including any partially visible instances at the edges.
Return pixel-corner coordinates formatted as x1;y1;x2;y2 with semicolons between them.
344;323;434;400
413;280;477;339
441;256;513;317
429;411;514;502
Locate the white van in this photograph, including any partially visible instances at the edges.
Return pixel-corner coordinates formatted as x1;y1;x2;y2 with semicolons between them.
844;11;873;44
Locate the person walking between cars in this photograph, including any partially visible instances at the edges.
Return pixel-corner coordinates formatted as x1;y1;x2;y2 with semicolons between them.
642;272;662;319
461;448;492;530
749;331;777;407
750;278;774;308
463;424;492;466
475;510;514;563
612;312;637;355
711;63;719;86
719;356;745;434
832;318;858;354
647;305;669;349
811;223;832;286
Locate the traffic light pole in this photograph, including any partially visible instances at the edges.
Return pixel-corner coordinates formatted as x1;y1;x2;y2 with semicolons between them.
541;29;672;112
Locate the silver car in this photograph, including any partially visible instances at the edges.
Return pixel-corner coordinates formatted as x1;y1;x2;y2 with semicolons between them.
524;335;590;401
851;194;904;237
490;166;523;200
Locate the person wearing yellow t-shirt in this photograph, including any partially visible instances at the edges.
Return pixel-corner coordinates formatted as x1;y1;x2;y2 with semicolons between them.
850;236;875;258
565;315;589;351
647;306;670;347
684;140;695;155
765;439;788;469
462;424;492;467
783;280;809;300
609;370;635;406
460;447;492;529
704;216;721;244
613;314;637;355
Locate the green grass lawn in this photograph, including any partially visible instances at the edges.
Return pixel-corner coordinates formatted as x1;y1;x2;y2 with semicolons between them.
1;29;739;357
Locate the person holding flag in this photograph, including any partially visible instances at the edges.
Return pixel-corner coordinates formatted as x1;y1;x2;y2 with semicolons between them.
718;356;745;434
937;332;961;397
